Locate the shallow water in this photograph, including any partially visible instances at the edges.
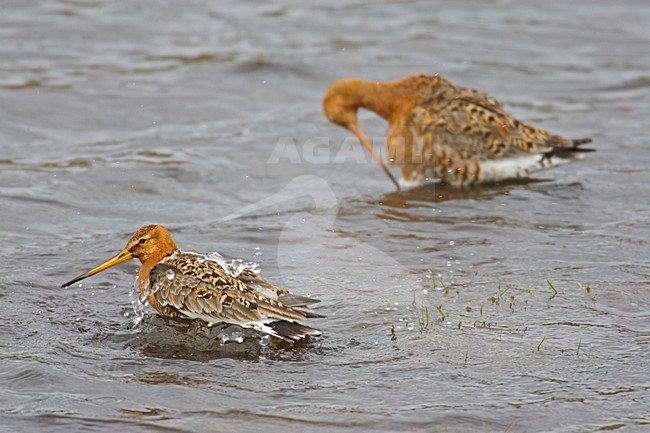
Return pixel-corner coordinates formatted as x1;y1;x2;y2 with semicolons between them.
1;1;649;432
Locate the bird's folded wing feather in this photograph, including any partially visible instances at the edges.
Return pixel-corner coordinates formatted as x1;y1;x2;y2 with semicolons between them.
235;268;322;316
415;86;571;158
236;267;289;296
149;262;263;323
149;256;308;323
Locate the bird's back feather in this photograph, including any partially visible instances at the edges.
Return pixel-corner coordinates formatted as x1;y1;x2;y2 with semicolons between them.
147;253;322;340
387;75;593;186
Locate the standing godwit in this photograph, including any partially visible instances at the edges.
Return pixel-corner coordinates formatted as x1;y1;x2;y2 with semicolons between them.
61;225;321;342
323;74;592;189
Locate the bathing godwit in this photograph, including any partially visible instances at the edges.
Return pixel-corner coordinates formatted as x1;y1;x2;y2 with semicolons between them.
323;74;592;189
61;225;322;342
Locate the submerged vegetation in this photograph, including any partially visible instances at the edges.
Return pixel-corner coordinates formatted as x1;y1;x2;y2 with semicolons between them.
435;304;446;321
547;280;558;300
419;306;430;331
390;276;597;363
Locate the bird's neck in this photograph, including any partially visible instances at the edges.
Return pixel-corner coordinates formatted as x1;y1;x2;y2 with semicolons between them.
137;247;177;293
345;79;411;122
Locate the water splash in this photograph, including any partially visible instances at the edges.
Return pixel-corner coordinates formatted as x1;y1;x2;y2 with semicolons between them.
151;281;162;294
227;258;261;277
181;251;261;278
258;334;270;347
216;329;246;346
125;277;147;326
231;331;245;344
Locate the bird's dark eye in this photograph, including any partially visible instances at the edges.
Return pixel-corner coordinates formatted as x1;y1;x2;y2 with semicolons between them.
138;238;146;245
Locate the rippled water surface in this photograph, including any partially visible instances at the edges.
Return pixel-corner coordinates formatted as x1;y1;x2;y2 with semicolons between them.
1;1;649;432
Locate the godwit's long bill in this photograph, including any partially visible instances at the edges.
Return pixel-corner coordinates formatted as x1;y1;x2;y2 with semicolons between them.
323;74;593;189
62;225;322;342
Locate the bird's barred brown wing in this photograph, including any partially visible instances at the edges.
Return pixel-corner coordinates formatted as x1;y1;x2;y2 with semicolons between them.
148;255;307;325
149;262;263;324
236;267;323;318
414;84;574;160
236;268;290;296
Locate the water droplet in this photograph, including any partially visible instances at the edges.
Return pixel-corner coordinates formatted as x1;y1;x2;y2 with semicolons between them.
166;269;175;280
407;323;414;331
217;332;229;345
449;240;455;246
259;335;270;346
196;256;205;264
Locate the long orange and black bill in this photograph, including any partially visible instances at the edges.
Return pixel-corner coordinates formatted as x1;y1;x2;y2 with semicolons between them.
349;124;400;191
61;250;133;288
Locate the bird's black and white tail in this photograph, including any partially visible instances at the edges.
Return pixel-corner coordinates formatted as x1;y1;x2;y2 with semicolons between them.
544;138;594;159
474;137;594;185
267;321;323;342
278;293;325;318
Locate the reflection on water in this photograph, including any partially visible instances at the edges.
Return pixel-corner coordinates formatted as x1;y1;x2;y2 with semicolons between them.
96;315;322;363
374;180;518;208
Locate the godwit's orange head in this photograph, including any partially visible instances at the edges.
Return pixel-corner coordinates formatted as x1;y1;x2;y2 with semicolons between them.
323;78;401;190
61;225;178;288
323;78;362;129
